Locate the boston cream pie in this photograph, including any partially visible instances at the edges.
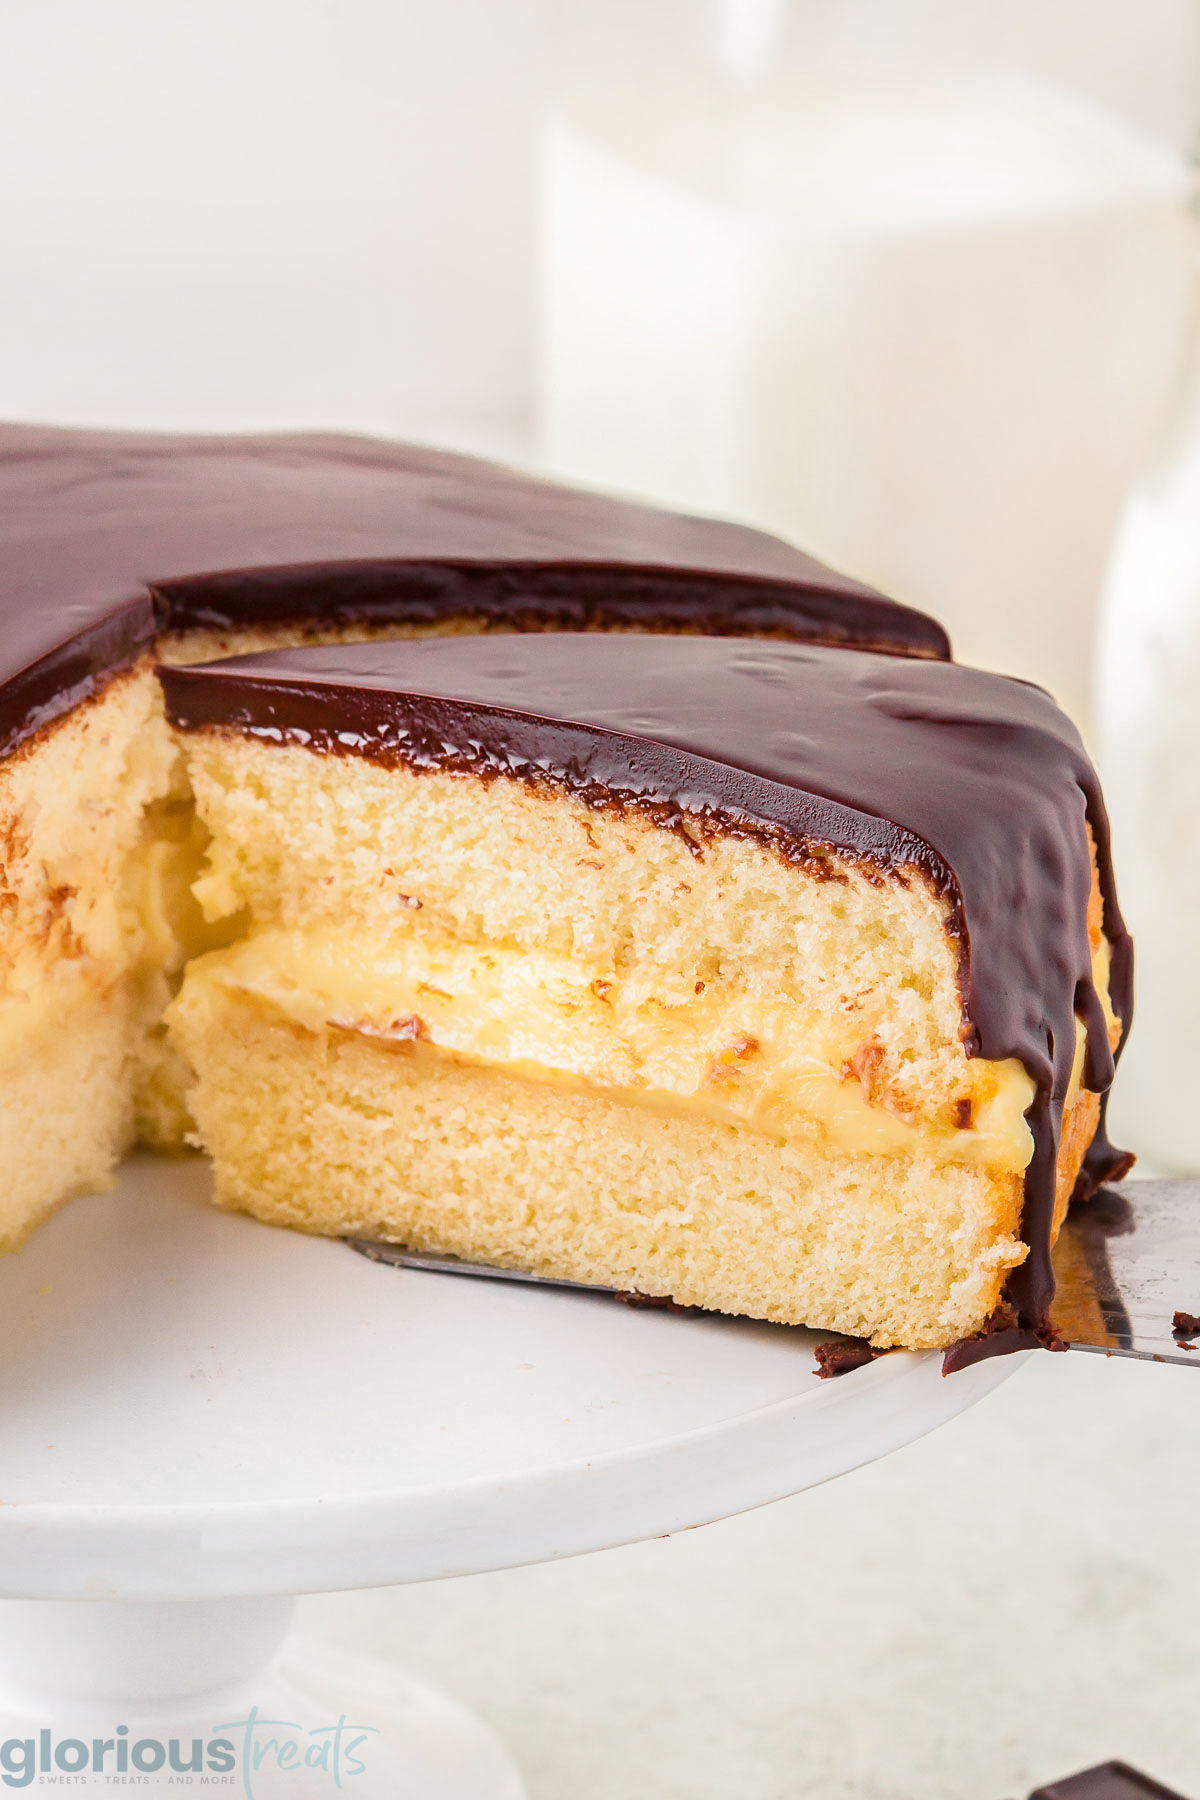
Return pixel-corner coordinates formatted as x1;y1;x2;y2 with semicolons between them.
0;423;1130;1359
158;633;1130;1354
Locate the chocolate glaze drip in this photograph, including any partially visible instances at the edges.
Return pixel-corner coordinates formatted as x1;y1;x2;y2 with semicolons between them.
161;633;1133;1348
0;424;948;757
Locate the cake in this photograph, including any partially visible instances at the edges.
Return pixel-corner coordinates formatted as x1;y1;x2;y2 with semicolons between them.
159;632;1130;1353
0;423;1130;1360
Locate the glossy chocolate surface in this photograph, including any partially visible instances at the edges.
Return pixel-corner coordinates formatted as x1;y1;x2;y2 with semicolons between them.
162;632;1133;1341
0;424;948;756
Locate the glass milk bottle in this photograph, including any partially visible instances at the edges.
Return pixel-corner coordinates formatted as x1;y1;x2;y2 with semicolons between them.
542;0;1195;725
1096;284;1200;1173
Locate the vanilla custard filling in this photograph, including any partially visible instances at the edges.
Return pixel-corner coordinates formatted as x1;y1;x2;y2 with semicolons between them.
0;806;228;1066
175;924;1045;1170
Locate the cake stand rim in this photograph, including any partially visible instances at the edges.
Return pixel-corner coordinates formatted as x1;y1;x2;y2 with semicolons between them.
0;1334;1024;1600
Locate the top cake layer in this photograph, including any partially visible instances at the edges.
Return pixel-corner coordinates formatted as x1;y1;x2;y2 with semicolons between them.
0;424;948;757
162;631;1133;1340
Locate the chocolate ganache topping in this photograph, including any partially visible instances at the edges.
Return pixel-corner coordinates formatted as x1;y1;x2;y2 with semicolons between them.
161;633;1134;1354
0;424;947;758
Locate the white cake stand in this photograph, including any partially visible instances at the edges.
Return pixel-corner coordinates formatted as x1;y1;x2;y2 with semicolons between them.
0;1156;1020;1796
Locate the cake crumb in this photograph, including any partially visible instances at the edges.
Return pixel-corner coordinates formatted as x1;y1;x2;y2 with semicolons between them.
614;1291;693;1314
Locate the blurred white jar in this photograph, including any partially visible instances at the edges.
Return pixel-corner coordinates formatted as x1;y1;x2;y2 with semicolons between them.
1096;300;1200;1172
542;0;1196;724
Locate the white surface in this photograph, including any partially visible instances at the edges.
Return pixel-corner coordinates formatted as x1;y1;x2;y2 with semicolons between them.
0;1155;1015;1602
304;1350;1200;1799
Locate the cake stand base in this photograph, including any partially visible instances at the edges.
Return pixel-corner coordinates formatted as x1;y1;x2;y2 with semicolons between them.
0;1597;526;1798
0;1162;1024;1798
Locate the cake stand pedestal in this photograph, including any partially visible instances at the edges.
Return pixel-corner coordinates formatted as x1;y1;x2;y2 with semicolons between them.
0;1157;1021;1797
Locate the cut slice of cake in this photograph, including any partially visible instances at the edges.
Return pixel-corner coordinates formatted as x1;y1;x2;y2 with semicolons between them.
0;656;178;1233
0;425;950;1252
160;633;1131;1354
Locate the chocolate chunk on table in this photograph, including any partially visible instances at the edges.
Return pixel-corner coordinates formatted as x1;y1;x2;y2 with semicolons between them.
1027;1759;1192;1799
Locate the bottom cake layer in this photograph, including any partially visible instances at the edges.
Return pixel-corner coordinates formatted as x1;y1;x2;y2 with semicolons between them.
168;980;1099;1349
0;970;137;1251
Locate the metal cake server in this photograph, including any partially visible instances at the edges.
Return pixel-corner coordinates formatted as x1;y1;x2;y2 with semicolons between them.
348;1239;617;1295
1045;1178;1200;1365
347;1177;1200;1366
